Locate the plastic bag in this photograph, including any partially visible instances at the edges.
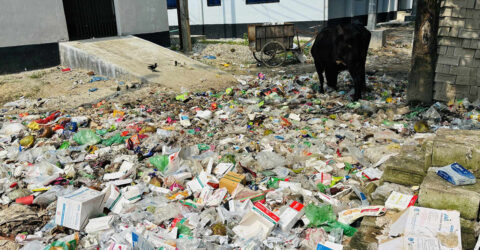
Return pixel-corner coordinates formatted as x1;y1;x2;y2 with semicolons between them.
304;204;357;237
149;155;169;172
33;185;75;206
0;123;26;136
102;133;127;146
256;151;286;170
423;106;441;121
21;240;46;250
304;204;336;227
436;163;476;186
73;129;101;145
25;161;64;186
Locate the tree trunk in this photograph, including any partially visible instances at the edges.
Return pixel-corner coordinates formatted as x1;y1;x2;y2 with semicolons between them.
407;0;441;105
178;0;192;53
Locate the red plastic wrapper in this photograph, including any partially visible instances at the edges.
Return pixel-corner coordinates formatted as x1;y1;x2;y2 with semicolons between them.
16;195;34;205
36;111;60;124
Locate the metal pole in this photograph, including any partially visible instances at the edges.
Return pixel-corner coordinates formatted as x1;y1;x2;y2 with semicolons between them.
367;0;378;30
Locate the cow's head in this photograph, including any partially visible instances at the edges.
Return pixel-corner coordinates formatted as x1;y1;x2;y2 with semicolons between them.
335;25;358;66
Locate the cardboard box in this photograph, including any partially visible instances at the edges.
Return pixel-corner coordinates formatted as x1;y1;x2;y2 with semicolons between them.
219;171;246;194
102;184;136;214
278;201;305;232
384;191;417;210
232;202;280;240
85;215;114;233
317;242;343;250
378;206;462;250
214;163;235;177
55;187;105;230
186;171;209;193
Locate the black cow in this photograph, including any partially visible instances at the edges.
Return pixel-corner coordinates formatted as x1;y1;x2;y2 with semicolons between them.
311;23;371;100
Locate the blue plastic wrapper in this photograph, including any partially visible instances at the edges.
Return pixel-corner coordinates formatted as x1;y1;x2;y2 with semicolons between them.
436;162;476;186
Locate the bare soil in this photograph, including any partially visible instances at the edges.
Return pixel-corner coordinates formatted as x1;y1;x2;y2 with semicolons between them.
0;25;414;114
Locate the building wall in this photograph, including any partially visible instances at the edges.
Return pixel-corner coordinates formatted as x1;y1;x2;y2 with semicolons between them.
168;0;327;26
398;0;413;10
114;0;170;36
328;0;397;25
0;0;69;47
434;0;480;102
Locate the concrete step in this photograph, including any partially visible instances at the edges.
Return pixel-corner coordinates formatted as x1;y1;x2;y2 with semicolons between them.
59;36;235;92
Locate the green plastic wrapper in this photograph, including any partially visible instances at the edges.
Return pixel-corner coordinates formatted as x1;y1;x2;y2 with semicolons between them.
198;143;210;151
317;183;328;193
177;223;193;236
59;141;70;150
149;155;169;172
73;129;101;145
304;204;357;237
96;129;108;136
305;204;336;227
102;133;127;146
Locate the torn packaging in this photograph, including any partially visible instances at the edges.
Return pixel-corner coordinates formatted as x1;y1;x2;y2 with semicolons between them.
379;206;462;250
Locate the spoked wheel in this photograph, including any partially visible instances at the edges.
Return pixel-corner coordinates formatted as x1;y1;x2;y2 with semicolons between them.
253;51;262;63
261;41;287;67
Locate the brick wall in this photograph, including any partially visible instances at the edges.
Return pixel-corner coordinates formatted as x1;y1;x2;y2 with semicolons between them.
434;0;480;101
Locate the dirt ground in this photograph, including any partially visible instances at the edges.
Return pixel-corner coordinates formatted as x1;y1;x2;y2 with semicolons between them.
0;24;414;114
192;24;413;79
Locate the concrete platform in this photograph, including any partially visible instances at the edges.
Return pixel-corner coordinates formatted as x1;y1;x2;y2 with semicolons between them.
369;30;386;49
60;36;235;92
170;34;206;47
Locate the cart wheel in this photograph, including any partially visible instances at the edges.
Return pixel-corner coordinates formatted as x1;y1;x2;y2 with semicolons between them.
253;51;262;63
261;41;287;67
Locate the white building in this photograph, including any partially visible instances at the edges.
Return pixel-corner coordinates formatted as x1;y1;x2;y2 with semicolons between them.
0;0;170;74
168;0;412;38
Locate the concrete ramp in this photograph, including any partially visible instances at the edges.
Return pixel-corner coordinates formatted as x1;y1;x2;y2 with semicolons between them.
60;36;235;91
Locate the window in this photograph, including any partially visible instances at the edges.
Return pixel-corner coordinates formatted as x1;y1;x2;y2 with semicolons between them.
207;0;221;6
167;0;177;9
246;0;279;4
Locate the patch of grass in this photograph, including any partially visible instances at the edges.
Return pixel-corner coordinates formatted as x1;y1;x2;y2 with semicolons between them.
199;33;249;46
199;40;247;46
29;71;46;79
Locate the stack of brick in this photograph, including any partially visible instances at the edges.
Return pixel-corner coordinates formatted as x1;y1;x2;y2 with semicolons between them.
434;0;480;101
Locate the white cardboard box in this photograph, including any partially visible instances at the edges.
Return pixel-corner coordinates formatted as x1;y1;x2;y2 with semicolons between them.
233;202;280;240
55;187;105;230
85;215;114;233
379;206;462;250
278;201;305;232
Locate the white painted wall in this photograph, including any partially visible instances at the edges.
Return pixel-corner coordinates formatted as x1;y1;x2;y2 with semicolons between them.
0;0;69;47
114;0;169;35
168;0;327;26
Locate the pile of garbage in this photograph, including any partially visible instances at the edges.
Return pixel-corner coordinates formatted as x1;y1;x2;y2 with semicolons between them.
1;71;480;249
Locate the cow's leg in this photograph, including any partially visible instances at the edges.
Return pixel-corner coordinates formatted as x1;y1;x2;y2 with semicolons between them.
325;65;339;91
349;64;366;101
314;60;325;93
